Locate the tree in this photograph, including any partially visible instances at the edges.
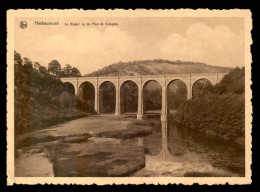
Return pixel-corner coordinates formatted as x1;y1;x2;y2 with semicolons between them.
214;67;245;94
71;67;81;77
39;65;48;75
48;60;61;76
34;62;41;70
59;91;75;108
63;64;72;76
59;64;81;77
14;51;23;66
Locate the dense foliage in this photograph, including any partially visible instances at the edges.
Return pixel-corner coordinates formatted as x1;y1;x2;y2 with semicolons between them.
47;60;81;77
14;51;85;134
175;68;245;145
59;64;81;77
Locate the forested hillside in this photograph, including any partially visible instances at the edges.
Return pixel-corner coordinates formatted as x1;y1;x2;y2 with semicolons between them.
175;67;245;147
86;60;232;76
14;51;86;134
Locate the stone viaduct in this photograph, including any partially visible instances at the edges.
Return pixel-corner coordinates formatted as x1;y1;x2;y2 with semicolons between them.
61;73;226;121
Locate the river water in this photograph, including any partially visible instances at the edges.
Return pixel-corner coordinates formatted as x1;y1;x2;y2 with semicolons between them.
15;114;245;177
126;115;245;177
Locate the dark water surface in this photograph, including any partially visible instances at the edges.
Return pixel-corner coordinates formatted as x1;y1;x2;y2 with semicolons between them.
169;121;245;175
129;114;245;176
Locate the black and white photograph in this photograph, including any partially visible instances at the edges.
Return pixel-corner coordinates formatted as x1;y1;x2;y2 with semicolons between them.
6;9;252;185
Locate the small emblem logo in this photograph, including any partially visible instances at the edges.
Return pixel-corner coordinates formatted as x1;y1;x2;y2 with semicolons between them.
19;21;27;29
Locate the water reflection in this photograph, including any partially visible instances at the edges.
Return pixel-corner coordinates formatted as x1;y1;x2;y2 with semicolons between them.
154;120;175;161
175;119;243;173
161;120;167;150
139;116;245;176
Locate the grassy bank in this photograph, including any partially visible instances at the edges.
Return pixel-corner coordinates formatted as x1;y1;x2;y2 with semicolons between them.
16;105;87;135
31;107;87;131
17;133;91;149
15;106;88;157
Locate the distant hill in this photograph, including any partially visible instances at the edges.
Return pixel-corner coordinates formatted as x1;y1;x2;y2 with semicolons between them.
85;59;233;76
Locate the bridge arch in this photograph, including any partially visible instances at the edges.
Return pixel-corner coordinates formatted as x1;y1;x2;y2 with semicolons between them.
192;78;214;99
77;81;96;113
166;79;188;113
119;79;139;91
98;80;116;90
78;81;96;94
142;79;163;89
99;81;116;114
191;78;214;88
63;82;76;95
120;80;138;114
119;79;139;89
143;80;162;116
166;78;188;90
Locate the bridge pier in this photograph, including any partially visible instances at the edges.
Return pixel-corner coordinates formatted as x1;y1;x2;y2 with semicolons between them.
160;114;167;121
137;78;143;120
115;76;121;116
187;74;192;100
94;85;99;114
137;114;143;120
159;119;170;161
115;86;121;116
161;77;168;121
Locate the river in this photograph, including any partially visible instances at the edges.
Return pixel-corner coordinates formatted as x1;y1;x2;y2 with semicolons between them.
126;115;245;177
15;114;245;177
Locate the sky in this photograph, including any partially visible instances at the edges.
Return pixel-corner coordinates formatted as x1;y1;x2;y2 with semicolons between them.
15;17;245;75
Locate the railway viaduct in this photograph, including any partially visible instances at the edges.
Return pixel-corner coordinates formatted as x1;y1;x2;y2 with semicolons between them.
61;73;226;121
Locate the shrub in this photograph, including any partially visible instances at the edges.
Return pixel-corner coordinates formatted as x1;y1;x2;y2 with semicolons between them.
175;68;245;144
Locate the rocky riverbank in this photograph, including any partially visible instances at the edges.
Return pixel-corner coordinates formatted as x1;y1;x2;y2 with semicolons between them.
15;115;150;177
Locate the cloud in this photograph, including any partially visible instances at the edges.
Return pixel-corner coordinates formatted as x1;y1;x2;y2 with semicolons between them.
158;23;244;67
16;22;244;75
25;27;144;74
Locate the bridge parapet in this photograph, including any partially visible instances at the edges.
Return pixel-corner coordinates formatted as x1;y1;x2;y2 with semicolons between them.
61;73;227;84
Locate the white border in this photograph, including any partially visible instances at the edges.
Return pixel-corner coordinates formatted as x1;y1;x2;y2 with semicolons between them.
7;9;252;185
